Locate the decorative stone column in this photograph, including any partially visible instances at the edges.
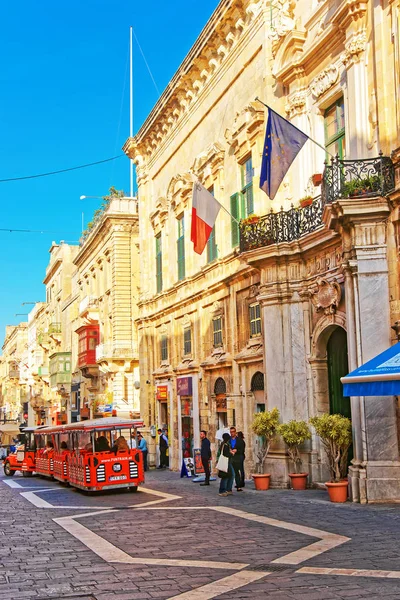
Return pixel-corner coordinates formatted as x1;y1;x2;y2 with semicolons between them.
327;196;400;502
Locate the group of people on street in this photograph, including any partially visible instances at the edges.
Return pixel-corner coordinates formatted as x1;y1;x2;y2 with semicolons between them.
199;427;246;496
217;427;246;496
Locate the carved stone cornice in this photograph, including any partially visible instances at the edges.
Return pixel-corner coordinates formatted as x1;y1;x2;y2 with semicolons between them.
167;173;193;216
341;30;367;66
285;90;307;118
191;142;225;187
123;0;264;167
272;30;307;85
149;197;168;232
331;0;368;33
224;101;264;161
309;64;339;98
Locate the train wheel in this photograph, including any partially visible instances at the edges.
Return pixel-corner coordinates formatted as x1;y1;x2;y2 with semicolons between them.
22;471;33;477
3;461;15;477
128;486;138;493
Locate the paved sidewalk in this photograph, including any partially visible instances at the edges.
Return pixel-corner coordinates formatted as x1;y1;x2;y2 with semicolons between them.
1;469;400;599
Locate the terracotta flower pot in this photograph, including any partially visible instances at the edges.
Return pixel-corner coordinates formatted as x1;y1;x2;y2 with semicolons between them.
325;480;348;503
252;474;271;490
299;198;313;208
312;173;323;186
289;473;308;490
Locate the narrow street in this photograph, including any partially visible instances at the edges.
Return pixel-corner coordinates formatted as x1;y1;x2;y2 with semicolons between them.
1;470;400;599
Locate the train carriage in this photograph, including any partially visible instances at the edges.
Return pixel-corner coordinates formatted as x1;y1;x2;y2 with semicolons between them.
34;427;58;478
2;426;45;477
64;417;144;492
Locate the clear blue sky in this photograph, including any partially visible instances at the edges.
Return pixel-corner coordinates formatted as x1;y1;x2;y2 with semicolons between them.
0;0;218;344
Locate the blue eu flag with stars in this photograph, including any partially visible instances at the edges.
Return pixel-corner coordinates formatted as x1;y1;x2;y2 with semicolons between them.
260;108;309;200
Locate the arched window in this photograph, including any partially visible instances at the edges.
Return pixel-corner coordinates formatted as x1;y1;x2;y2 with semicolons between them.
214;377;227;395
251;371;264;391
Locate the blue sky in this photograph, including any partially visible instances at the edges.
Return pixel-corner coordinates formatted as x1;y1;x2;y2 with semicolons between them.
0;0;218;343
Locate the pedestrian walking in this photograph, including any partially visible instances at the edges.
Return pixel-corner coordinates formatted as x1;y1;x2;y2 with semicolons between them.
157;428;169;468
237;431;246;488
217;433;234;497
230;426;245;491
199;430;211;486
137;432;148;471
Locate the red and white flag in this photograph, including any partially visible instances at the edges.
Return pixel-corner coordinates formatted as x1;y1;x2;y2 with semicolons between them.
190;182;221;255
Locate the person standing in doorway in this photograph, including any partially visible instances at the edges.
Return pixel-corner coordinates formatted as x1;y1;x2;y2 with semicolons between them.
137;432;148;471
199;430;211;486
230;426;245;491
157;428;169;468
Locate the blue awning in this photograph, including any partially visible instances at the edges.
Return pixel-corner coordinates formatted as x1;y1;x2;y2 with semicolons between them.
341;342;400;396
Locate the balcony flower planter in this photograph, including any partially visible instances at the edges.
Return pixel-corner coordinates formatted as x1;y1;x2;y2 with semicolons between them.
299;196;313;208
312;173;323;186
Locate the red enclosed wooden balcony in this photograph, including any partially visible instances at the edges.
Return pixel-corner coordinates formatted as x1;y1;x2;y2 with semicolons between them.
76;325;100;368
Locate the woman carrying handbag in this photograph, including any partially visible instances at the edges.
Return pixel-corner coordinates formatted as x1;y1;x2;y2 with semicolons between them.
216;433;235;497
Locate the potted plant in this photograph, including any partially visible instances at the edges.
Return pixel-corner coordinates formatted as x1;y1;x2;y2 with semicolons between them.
312;173;323;186
251;407;280;490
299;195;313;208
341;175;383;198
309;413;352;503
278;420;311;490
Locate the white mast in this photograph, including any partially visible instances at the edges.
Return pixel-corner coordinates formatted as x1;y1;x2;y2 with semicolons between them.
129;26;134;198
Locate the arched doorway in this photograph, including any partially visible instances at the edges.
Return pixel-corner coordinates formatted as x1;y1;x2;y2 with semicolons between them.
327;327;351;418
251;371;265;412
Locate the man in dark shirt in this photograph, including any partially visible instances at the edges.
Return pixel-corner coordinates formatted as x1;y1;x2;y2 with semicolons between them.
230;426;244;491
158;428;169;468
199;430;211;486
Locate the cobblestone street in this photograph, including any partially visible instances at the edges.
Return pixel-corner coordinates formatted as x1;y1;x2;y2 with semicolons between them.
1;470;400;599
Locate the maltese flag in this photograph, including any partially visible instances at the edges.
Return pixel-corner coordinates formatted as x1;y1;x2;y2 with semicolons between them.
191;181;221;255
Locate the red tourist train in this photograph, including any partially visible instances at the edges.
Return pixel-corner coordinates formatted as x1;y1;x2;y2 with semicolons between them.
2;417;145;492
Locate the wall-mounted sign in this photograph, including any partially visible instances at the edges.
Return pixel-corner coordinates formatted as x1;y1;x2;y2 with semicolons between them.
216;394;227;412
157;385;168;400
177;377;192;396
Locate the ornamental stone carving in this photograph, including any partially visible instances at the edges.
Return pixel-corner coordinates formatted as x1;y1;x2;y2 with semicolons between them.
310;65;339;98
285;91;307;117
341;31;367;66
269;0;296;40
311;278;341;314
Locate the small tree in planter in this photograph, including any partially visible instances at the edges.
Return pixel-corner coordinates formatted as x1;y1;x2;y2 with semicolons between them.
278;420;311;489
310;413;352;502
251;408;280;490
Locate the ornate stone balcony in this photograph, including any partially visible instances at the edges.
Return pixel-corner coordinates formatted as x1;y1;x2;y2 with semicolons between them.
239;155;394;252
322;153;395;204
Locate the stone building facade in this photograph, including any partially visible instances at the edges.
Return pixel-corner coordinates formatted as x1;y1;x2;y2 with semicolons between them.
124;0;400;502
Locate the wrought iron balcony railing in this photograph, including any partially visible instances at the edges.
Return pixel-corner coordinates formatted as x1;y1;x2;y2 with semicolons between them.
239;154;394;253
322;153;395;204
240;197;323;252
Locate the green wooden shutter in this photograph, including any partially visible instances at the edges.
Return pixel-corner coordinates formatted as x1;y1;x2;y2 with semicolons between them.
231;193;240;247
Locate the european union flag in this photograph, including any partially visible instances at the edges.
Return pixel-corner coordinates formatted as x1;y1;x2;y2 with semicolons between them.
260;108;309;200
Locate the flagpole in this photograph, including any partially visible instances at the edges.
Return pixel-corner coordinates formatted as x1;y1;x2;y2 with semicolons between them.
130;26;134;197
255;97;334;158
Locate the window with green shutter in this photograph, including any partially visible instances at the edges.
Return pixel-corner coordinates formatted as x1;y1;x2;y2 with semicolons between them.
207;186;218;263
325;98;345;159
177;215;185;280
183;326;192;356
213;316;223;348
241;156;254;216
160;334;168;362
249;303;261;338
155;234;163;293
